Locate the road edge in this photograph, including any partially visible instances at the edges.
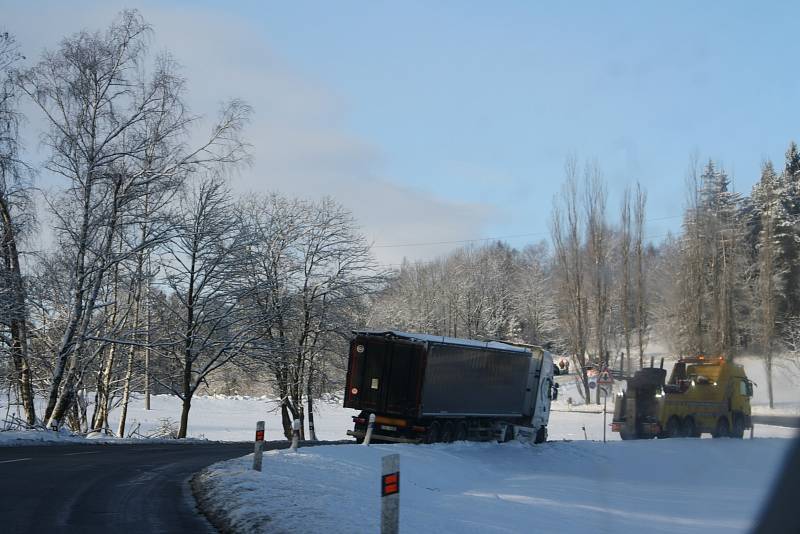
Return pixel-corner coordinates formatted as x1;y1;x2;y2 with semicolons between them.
191;467;253;534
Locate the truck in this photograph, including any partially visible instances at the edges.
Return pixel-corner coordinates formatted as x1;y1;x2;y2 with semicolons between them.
611;356;753;439
343;330;558;444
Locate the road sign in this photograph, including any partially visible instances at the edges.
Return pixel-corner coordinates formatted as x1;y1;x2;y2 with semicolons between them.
598;370;614;385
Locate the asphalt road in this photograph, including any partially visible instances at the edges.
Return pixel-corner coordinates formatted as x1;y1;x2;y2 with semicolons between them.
0;440;316;534
752;415;800;428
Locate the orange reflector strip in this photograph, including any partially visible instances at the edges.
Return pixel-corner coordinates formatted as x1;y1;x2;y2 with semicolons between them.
375;416;408;428
382;472;400;496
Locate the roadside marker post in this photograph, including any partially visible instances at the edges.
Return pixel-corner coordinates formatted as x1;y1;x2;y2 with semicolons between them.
290;419;301;452
381;454;400;534
253;421;265;472
363;413;376;446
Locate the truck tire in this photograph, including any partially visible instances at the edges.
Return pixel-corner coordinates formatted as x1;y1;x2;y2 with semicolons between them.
535;426;547;444
425;421;441;444
441;422;455;443
712;417;730;438
455;421;468;441
499;424;513;443
665;416;681;438
681;417;699;438
730;413;745;439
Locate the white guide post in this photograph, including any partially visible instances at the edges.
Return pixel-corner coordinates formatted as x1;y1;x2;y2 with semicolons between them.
290;419;301;452
253;420;265;471
381;453;400;534
363;413;376;446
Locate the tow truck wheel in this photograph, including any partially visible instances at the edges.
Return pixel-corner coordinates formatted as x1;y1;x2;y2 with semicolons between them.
712;416;730;438
441;422;455;443
424;421;441;444
665;416;681;438
731;413;745;439
681;417;699;438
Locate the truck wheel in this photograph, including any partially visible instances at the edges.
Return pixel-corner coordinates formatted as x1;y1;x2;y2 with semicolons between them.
665;416;681;438
441;422;455;443
424;421;441;444
681;417;699;438
498;424;513;443
712;417;730;438
455;421;468;441
535;426;547;444
730;414;745;439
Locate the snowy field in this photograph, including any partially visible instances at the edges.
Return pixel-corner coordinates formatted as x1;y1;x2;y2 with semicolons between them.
0;393;359;445
195;437;796;534
2;347;798;446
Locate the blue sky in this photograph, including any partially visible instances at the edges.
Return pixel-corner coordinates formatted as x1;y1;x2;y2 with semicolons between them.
5;1;799;263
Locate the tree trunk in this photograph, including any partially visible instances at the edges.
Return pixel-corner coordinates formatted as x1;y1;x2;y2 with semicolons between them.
179;395;192;439
92;343;119;431
306;381;317;441
0;195;36;426
116;342;136;438
765;351;774;409
281;401;293;440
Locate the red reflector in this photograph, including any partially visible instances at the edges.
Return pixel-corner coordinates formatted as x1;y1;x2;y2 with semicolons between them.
255;430;264;441
382;472;400;496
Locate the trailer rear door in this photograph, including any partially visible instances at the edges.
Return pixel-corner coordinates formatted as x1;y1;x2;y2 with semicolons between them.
344;335;425;416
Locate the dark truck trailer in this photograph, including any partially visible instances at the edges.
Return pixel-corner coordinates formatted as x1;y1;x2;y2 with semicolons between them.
343;330;557;444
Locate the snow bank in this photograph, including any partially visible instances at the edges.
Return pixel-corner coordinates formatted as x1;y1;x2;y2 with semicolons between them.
194;437;796;534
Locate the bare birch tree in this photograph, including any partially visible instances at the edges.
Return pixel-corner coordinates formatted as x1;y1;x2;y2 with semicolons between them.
0;30;35;426
551;157;591;402
618;187;632;375
17;11;250;430
633;182;648;367
156;177;259;438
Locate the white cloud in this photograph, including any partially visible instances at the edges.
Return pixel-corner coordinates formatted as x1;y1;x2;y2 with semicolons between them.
4;1;494;265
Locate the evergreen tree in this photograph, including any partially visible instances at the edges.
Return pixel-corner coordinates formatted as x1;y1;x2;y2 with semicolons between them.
780;142;800;318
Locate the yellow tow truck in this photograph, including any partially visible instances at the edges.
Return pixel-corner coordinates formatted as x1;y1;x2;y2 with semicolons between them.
612;356;753;439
